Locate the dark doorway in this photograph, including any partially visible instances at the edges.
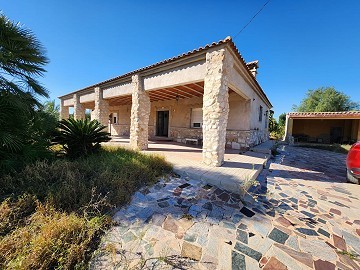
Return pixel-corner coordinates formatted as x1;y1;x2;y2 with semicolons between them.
156;111;169;137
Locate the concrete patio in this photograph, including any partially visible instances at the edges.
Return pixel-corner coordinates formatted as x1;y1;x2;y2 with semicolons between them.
105;137;272;193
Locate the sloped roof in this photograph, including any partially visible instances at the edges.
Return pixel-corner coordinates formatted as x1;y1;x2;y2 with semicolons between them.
288;111;360;119
59;36;271;107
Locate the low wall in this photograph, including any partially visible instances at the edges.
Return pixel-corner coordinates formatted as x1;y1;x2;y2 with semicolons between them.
170;127;203;143
165;127;269;149
110;124;130;136
226;129;269;149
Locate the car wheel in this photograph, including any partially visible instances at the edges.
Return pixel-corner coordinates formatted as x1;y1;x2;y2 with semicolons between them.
347;169;360;184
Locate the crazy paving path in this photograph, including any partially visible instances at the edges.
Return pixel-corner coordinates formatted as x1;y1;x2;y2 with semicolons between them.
90;146;360;270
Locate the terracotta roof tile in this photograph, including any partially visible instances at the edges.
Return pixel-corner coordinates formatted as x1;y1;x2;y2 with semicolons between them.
59;36;271;107
288;111;360;118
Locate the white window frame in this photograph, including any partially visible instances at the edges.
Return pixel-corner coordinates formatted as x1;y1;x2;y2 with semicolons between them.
191;108;203;129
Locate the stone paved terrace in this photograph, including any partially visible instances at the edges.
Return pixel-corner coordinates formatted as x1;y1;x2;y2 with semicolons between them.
105;137;271;193
91;145;360;269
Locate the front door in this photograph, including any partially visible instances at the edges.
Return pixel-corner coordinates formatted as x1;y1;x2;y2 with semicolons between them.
156;111;169;137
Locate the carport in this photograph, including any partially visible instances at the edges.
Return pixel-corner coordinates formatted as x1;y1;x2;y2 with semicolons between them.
284;112;360;144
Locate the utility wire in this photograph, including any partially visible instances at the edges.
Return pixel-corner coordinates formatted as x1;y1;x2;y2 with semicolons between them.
233;0;271;39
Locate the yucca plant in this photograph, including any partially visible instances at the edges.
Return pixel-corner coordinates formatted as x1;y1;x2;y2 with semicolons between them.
52;118;111;158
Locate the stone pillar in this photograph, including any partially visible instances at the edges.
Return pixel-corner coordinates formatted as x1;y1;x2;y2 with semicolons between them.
284;114;294;143
202;48;232;167
73;93;85;120
94;87;110;130
59;99;69;120
130;74;150;150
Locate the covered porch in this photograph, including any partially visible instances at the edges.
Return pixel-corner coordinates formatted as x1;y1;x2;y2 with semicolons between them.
59;37;272;167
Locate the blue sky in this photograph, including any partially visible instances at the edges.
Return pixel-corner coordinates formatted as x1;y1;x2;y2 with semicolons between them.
2;0;360;118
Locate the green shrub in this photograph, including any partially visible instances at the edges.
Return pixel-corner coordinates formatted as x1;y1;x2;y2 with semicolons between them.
52;118;111;158
0;147;172;213
0;147;172;269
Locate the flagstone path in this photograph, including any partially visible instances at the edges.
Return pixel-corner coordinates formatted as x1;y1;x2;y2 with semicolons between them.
90;145;360;270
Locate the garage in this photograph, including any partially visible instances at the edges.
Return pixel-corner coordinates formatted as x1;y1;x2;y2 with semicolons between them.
284;112;360;144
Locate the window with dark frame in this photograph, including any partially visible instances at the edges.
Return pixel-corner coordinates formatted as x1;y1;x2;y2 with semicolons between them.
265;110;268;128
259;106;263;122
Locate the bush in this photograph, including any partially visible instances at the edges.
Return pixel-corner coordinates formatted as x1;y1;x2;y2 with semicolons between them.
0;147;172;269
0;200;110;269
52;118;111;158
0;94;58;173
0;147;172;213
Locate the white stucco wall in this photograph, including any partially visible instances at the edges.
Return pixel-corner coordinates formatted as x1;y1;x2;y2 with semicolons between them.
103;82;132;99
79;92;95;103
63;98;74;106
227;91;250;130
143;61;206;91
249;96;270;131
226;51;270;132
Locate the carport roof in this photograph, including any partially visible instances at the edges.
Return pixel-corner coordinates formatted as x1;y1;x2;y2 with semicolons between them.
288;111;360;119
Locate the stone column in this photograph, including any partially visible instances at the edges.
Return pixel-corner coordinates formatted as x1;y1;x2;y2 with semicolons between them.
94;87;110;130
284;114;294;143
73;93;85;120
59;99;69;120
202;48;232;167
130;74;150;150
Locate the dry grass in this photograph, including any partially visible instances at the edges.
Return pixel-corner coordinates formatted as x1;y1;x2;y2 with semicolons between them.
0;200;110;269
0;147;172;269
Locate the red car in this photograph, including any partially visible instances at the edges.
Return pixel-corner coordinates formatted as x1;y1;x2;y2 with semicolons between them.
347;141;360;184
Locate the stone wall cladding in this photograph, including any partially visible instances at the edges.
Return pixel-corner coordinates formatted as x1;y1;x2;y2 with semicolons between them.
73;93;85;120
148;125;155;138
225;130;269;149
168;127;268;149
110;124;130;136
202;48;233;167
130;74;150;150
170;127;203;143
94;87;110;130
60;100;69;120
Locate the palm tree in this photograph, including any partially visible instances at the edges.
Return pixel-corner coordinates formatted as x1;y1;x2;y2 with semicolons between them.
0;14;49;172
0;14;49;100
43;99;60;119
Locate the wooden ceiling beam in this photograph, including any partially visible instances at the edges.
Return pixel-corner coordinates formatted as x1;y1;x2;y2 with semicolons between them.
149;93;172;101
177;85;203;96
160;88;190;99
192;82;205;92
149;90;178;100
169;86;197;98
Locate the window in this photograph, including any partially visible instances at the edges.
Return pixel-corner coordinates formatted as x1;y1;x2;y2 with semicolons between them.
265;110;268;128
191;108;203;128
259;106;263;122
112;112;118;124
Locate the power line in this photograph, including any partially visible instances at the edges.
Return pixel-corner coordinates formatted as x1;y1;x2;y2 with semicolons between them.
233;0;271;39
